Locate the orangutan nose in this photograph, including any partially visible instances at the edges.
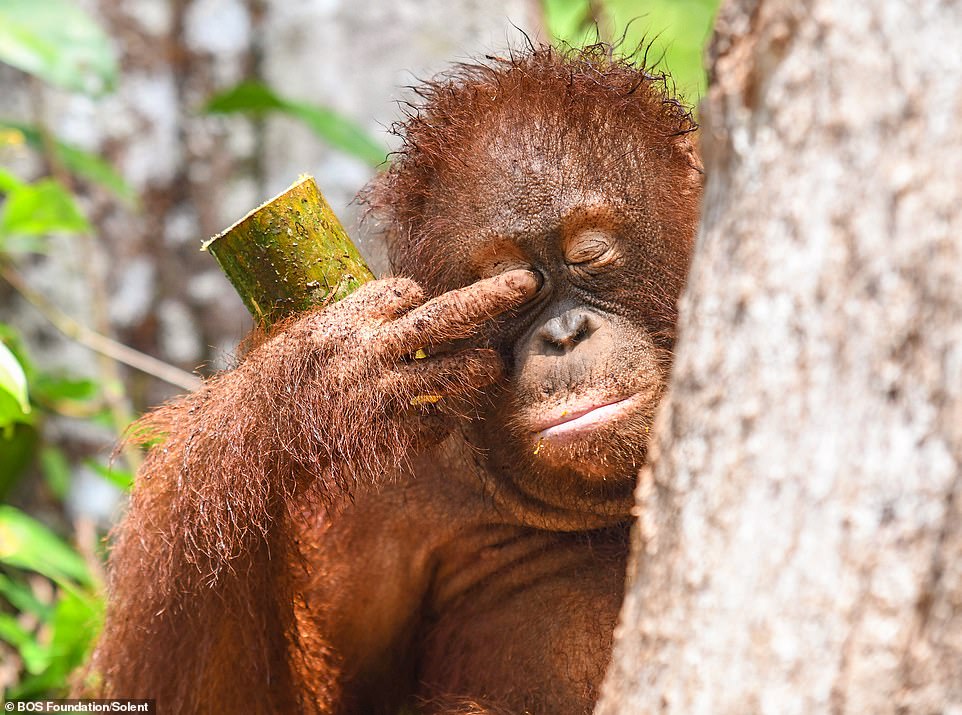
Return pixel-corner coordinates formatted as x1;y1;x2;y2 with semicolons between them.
537;308;597;354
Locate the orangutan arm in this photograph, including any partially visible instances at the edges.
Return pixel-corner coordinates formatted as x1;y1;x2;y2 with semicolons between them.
84;272;537;713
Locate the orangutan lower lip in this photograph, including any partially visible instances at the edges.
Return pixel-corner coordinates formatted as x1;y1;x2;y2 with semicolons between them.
534;395;638;438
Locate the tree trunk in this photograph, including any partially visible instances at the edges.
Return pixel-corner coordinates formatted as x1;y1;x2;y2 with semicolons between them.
598;2;962;714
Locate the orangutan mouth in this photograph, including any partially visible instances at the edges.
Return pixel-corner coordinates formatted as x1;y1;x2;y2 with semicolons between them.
533;394;640;441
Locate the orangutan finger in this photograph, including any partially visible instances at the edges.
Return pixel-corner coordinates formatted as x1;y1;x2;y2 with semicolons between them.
379;269;539;358
378;349;504;402
337;277;425;320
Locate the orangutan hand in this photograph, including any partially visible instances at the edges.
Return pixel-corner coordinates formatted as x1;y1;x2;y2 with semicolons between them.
253;269;539;480
322;269;538;403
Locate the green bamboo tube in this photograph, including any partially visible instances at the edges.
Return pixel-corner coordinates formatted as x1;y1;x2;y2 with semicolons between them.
202;175;375;328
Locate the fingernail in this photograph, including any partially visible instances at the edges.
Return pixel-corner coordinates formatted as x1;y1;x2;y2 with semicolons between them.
504;268;540;294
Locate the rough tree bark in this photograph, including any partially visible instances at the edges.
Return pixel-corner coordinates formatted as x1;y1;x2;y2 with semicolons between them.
598;2;962;714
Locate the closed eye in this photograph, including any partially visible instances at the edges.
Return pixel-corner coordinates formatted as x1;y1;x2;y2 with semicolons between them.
564;231;617;267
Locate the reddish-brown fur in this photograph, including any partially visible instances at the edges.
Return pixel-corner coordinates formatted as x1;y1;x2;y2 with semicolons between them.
85;44;701;714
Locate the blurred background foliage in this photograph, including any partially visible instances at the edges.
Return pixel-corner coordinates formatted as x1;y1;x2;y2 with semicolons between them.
0;0;718;699
544;0;718;98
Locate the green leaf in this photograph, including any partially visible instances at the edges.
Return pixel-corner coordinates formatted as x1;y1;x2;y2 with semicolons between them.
285;103;387;168
0;612;48;673
52;139;134;202
0;506;93;587
0;324;31;373
205;80;287;113
0;120;135;202
46;587;102;671
205;81;387;167
0;340;30;416
86;459;133;491
605;0;720;101
0;572;51;618
0;166;26;194
0;0;117;95
30;373;99;407
0;576;101;695
40;447;71;500
544;0;595;45
0;423;39;498
0;178;91;239
0;391;30;436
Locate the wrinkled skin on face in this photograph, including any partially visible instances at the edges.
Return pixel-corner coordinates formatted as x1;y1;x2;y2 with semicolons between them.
88;45;702;715
370;63;700;522
470;161;681;497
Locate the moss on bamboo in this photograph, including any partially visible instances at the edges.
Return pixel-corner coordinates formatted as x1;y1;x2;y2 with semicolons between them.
203;175;375;328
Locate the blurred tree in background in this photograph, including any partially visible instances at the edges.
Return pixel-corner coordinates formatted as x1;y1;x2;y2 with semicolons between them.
0;0;718;698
